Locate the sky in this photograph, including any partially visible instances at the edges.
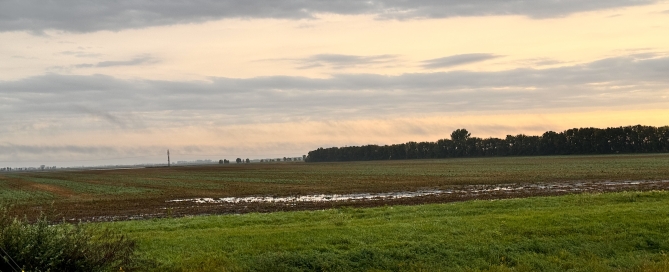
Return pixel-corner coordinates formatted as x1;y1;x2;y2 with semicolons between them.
2;0;669;167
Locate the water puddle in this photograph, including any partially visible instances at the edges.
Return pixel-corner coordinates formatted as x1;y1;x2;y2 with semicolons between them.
168;180;669;204
168;190;444;204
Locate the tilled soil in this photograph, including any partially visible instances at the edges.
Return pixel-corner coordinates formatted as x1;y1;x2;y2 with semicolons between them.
17;179;668;223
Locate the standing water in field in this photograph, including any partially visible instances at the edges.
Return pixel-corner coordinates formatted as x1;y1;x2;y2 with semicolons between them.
168;180;669;204
168;190;444;204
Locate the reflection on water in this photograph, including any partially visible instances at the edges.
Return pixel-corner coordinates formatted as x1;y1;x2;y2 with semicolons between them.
168;180;669;204
169;190;443;204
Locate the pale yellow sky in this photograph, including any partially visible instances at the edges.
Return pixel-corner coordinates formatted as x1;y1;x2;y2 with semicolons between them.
5;108;668;164
1;2;668;81
1;1;669;166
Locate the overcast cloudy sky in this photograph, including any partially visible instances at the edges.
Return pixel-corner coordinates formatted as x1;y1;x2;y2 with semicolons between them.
2;0;669;167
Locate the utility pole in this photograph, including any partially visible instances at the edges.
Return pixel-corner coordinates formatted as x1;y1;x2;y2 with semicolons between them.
167;149;170;167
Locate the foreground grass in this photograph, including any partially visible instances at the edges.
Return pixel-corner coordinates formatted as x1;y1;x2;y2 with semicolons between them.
110;191;669;271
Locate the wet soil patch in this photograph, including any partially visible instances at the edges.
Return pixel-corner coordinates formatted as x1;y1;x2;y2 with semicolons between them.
13;179;664;223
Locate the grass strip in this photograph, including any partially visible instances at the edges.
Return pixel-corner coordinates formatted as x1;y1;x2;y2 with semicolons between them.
110;191;669;271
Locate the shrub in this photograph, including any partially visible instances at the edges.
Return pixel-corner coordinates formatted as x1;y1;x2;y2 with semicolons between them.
0;206;138;272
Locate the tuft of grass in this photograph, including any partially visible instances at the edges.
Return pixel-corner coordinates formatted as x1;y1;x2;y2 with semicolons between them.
0;206;144;272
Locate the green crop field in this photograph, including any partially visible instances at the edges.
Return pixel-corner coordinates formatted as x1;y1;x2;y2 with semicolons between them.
110;191;669;271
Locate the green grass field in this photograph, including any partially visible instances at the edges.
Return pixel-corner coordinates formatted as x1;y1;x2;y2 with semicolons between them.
110;191;669;271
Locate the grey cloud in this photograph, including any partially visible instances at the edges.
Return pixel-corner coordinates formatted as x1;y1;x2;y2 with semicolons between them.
60;51;103;58
0;0;658;33
74;105;134;129
1;54;669;125
0;144;119;156
506;58;567;67
11;55;37;59
74;55;157;68
296;63;325;69
0;144;169;166
0;74;132;94
2;54;669;167
296;23;316;29
531;59;564;66
292;54;398;69
422;54;501;69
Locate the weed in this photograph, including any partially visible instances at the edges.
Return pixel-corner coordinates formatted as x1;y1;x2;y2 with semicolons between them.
0;206;143;272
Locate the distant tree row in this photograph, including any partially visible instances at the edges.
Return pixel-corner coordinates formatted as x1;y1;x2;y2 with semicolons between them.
260;156;305;162
232;158;250;164
217;159;250;164
306;125;669;162
218;157;307;164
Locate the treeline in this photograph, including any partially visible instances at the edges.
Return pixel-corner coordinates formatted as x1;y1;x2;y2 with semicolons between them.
306;125;669;162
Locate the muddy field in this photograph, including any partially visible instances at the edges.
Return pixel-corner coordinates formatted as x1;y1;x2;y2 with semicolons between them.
64;179;669;222
2;154;669;222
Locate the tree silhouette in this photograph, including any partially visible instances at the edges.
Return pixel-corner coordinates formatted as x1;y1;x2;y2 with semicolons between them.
305;126;669;162
451;129;471;142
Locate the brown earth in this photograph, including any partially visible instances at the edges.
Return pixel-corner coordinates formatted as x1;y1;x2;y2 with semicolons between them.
13;179;669;223
28;183;74;197
3;154;669;222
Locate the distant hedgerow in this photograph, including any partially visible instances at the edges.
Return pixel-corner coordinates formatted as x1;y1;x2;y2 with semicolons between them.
0;206;139;272
307;125;669;162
